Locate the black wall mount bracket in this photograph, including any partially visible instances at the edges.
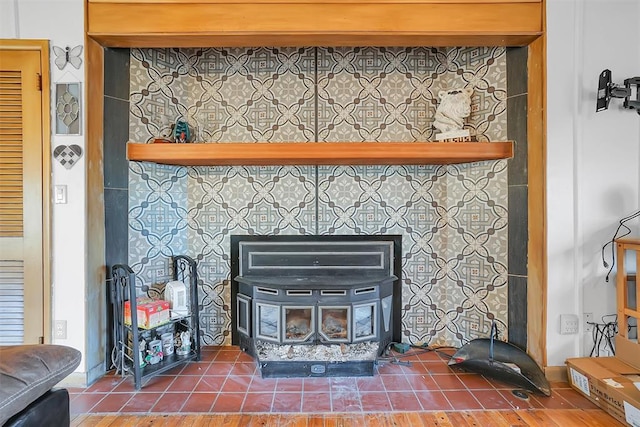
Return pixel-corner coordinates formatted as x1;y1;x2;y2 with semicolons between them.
596;69;640;115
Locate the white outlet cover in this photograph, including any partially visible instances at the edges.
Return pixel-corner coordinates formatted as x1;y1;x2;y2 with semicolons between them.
560;314;579;335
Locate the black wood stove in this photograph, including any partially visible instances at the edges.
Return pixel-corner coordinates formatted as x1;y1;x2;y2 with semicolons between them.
231;235;401;378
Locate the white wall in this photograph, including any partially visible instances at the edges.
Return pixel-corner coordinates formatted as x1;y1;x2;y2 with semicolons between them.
1;0;88;375
547;0;640;366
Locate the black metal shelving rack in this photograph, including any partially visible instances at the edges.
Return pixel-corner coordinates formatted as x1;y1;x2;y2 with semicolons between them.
111;255;201;390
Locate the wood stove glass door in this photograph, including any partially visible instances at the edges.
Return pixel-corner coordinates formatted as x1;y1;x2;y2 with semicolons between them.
318;306;350;342
256;302;280;341
283;306;314;342
237;295;251;336
353;302;377;341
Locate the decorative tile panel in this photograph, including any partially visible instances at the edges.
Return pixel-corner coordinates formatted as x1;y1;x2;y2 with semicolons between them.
128;161;189;290
130;47;316;143
127;46;509;348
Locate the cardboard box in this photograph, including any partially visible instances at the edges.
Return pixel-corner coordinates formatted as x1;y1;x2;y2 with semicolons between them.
617;335;640;370
124;298;171;329
567;356;640;426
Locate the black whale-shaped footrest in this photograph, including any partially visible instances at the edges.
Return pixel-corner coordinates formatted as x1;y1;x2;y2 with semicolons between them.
448;338;551;396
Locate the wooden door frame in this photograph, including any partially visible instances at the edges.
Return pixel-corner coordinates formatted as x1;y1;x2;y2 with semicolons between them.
85;15;548;369
0;39;52;343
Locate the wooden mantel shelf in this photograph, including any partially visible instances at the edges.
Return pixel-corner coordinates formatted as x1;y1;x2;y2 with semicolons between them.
86;0;543;48
126;141;513;166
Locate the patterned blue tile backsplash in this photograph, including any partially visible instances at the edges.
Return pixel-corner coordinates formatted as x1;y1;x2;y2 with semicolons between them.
128;47;508;347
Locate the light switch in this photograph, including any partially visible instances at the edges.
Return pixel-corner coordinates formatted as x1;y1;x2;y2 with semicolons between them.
54;185;67;204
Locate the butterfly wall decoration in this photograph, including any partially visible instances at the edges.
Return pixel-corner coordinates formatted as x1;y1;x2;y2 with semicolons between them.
53;45;83;70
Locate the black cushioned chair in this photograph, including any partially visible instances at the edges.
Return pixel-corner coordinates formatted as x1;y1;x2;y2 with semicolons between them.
0;345;81;426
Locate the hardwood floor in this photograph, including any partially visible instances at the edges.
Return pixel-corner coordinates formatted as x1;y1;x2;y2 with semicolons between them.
72;409;623;426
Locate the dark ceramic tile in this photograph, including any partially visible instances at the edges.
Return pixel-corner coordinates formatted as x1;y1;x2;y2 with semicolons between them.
456;373;494;390
199;350;218;362
432;374;464;391
210;392;244;412
133;375;175;393
271;392;302;412
230;362;256;376
387;391;421;411
508;275;528;350
179;361;211;376
206;361;234;376
303;377;331;392
302;392;333;412
376;362;403;375
180;392;217;412
443;390;483;410
103;96;129;189
401;361;430;375
195;376;226;392
69;393;106;414
242;392;274;412
417;351;442;362
415;390;452;410
331;391;363;412
508;185;528;276
473;389;514;409
112;378;137;393
237;352;254;362
406;374;438;391
166;375;199;393
104;189;128;267
424;361;454;374
356;376;386;393
150;392;188;412
359;391;392;412
215;350;240;362
497;389;537;409
221;375;252;393
507;47;528;97
248;377;277;393
330;377;358;393
276;378;304;392
381;374;411;391
85;375;123;393
91;392;133;412
104;48;131;100
120;392;161;412
507;94;528;185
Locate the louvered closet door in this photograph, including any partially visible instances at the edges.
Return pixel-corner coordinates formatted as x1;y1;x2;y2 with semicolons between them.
0;49;44;344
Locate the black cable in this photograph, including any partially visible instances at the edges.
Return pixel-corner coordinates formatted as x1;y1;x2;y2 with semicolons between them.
589;314;618;357
377;343;460;366
601;210;640;282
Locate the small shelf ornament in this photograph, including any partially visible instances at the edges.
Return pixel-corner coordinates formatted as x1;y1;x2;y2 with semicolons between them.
433;87;475;142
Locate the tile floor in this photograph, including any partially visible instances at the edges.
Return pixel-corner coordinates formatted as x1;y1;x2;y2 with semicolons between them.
69;346;598;415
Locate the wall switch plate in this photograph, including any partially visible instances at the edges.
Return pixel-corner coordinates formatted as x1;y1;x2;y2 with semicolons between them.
584;312;593;333
54;185;67;204
560;314;579;335
54;320;67;339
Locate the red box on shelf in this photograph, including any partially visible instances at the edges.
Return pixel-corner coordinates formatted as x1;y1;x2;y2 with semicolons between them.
124;298;171;329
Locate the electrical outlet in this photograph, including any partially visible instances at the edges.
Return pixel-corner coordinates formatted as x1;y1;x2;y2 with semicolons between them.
54;320;67;339
598;344;613;357
560;314;579;335
584;312;593;333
